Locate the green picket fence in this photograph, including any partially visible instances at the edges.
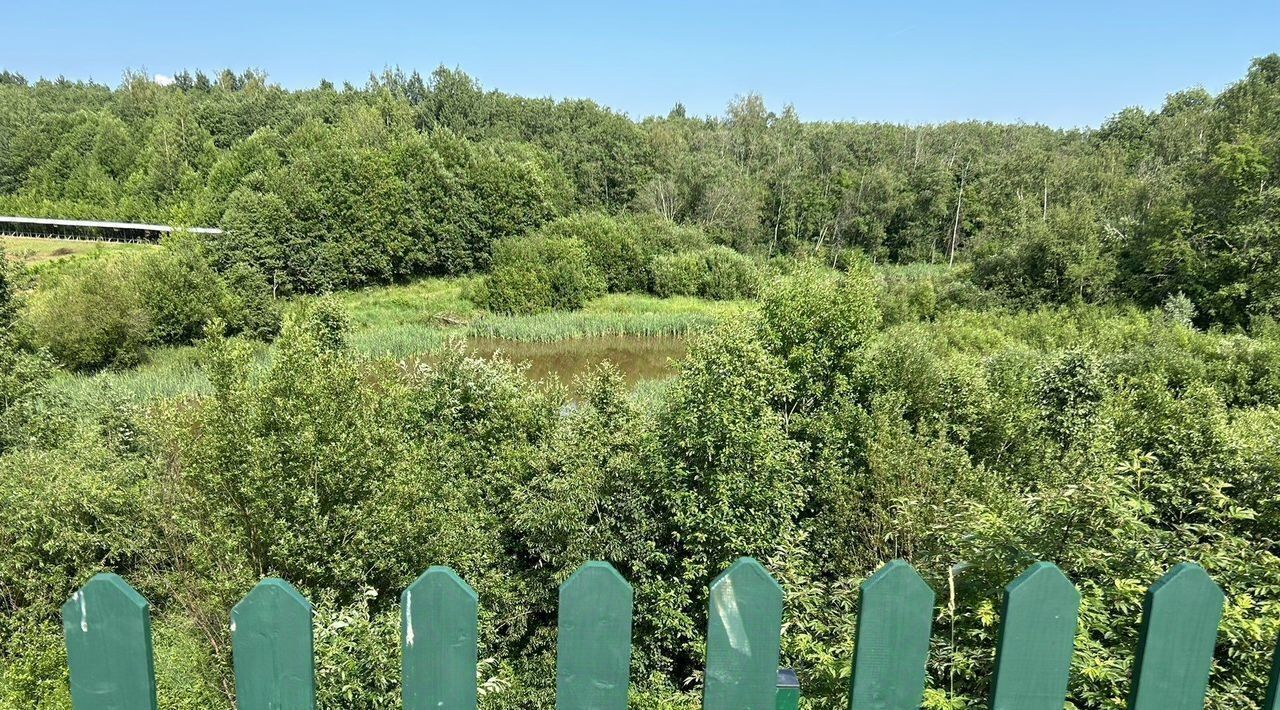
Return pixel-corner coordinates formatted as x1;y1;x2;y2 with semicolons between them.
59;556;1270;709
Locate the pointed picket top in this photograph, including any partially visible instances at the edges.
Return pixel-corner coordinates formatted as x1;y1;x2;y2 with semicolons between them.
848;559;935;710
556;561;634;709
704;557;784;710
231;578;315;710
61;573;158;710
989;562;1080;710
402;566;479;710
1264;633;1280;710
1127;562;1224;710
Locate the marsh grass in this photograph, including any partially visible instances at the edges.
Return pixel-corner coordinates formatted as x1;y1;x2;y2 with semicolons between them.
49;340;271;405
60;278;743;399
469;293;750;340
335;279;747;355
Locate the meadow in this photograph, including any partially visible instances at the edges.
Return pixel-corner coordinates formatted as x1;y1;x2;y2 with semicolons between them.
0;236;152;265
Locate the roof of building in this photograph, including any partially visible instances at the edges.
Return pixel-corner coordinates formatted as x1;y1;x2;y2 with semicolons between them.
0;215;222;234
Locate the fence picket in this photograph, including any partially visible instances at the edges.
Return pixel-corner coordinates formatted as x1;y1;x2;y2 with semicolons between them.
1265;634;1280;710
402;566;479;710
847;559;935;710
556;561;633;709
58;559;1247;708
775;668;800;710
1127;562;1224;710
703;557;784;710
231;578;315;710
988;562;1080;710
61;573;157;710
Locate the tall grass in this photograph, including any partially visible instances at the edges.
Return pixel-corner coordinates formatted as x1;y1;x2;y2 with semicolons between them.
51;278;747;400
339;282;747;352
50;345;214;405
332;277;481;329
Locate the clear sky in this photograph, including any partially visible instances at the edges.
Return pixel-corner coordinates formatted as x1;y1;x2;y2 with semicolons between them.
6;1;1278;128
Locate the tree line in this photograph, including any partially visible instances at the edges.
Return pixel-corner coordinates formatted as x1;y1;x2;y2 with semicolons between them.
2;57;1278;325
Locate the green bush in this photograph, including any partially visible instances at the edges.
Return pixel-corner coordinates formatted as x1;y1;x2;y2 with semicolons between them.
8;292;1280;707
25;256;150;371
877;263;997;325
137;238;229;346
22;241;280;371
631;215;710;255
0;246;17;332
701;246;763;299
220;263;282;339
0;337;53;455
760;263;881;405
648;251;703;298
477;236;605;314
535;213;648;293
529;213;714;295
649;246;760;300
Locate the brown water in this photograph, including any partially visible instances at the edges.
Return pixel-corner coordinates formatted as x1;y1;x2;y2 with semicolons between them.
464;335;687;387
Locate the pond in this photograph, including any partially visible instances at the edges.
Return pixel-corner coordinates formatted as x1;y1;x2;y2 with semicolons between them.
463;335;688;387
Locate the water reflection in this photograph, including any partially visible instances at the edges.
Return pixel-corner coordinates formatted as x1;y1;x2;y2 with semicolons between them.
464;335;687;387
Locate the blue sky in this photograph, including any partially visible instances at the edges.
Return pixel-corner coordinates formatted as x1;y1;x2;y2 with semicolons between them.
7;1;1278;127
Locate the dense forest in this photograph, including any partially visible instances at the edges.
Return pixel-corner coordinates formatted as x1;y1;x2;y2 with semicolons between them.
1;56;1278;324
1;56;1280;708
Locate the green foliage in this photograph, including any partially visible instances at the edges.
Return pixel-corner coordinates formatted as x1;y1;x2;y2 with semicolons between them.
0;331;55;455
477;236;605;314
137;237;229;346
1034;350;1105;449
0;246;17;331
6;54;1280;710
7;291;1280;707
220;262;282;339
535;212;649;292
205;125;570;294
25;255;150;371
20;242;280;370
759;263;881;406
649;246;761;300
971;206;1118;305
4;56;1279;327
529;212;713;294
659;320;803;583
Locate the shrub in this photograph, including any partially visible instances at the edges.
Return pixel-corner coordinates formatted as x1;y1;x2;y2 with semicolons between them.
701;245;762;300
760;262;881;406
477;236;605;314
632;216;710;255
0;246;17;332
877;263;998;325
0;337;52;455
221;263;282;339
649;246;761;300
30;239;281;369
25;256;150;371
137;238;229;346
530;213;715;295
536;213;648;293
648;251;703;298
970;206;1117;305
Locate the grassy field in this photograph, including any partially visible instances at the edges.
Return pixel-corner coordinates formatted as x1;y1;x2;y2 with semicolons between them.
1;236;153;265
